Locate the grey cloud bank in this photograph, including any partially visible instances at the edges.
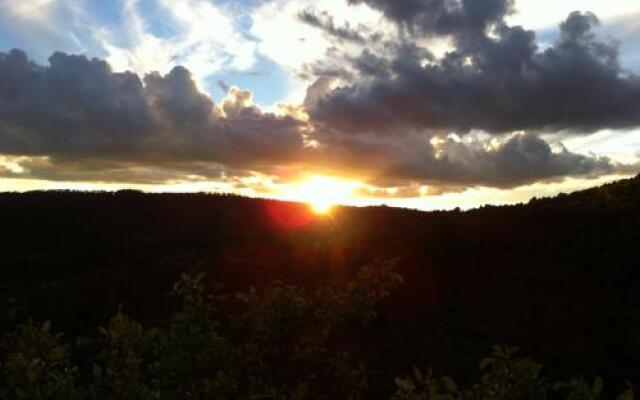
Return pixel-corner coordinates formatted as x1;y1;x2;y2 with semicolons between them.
0;49;304;175
0;31;635;192
308;5;640;135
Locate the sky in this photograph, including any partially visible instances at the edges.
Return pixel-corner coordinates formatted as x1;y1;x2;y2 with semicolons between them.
0;0;639;210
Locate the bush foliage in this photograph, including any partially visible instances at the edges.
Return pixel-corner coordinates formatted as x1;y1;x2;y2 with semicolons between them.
1;261;634;399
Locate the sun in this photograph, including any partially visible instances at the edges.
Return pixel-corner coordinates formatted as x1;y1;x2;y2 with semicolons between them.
294;175;356;215
310;199;333;214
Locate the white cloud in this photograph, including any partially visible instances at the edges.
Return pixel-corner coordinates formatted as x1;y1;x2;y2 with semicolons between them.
96;0;257;88
250;0;390;104
0;0;88;58
1;0;59;24
562;128;640;165
251;1;331;71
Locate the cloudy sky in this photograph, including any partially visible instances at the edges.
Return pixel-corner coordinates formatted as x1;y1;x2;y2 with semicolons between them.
0;0;639;210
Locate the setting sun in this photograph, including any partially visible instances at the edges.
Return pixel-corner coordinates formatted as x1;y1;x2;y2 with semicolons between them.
310;200;332;214
292;175;357;214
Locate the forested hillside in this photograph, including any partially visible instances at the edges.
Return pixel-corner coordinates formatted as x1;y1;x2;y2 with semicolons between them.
1;175;639;397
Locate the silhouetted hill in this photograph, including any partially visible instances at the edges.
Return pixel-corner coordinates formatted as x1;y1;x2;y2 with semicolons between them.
1;175;639;391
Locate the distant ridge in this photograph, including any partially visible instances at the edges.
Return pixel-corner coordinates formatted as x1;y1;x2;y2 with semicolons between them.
525;173;640;209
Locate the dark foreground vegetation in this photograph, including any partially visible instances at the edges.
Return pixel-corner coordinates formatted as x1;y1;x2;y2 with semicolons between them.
1;175;639;398
1;267;635;399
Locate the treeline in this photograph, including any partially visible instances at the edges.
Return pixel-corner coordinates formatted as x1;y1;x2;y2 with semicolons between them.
1;264;634;399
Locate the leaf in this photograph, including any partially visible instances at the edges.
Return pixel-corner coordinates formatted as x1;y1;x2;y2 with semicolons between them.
441;376;458;393
479;357;493;370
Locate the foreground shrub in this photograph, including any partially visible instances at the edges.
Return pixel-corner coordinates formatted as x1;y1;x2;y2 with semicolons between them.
392;346;635;400
1;261;635;399
0;322;80;400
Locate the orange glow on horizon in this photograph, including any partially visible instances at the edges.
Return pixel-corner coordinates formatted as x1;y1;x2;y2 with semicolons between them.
290;175;356;215
310;200;332;215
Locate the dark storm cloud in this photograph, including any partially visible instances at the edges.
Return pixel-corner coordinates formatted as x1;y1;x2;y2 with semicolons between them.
309;130;625;189
0;48;632;191
408;133;621;187
309;10;640;135
347;0;514;37
298;9;367;44
0;50;151;156
0;49;305;170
